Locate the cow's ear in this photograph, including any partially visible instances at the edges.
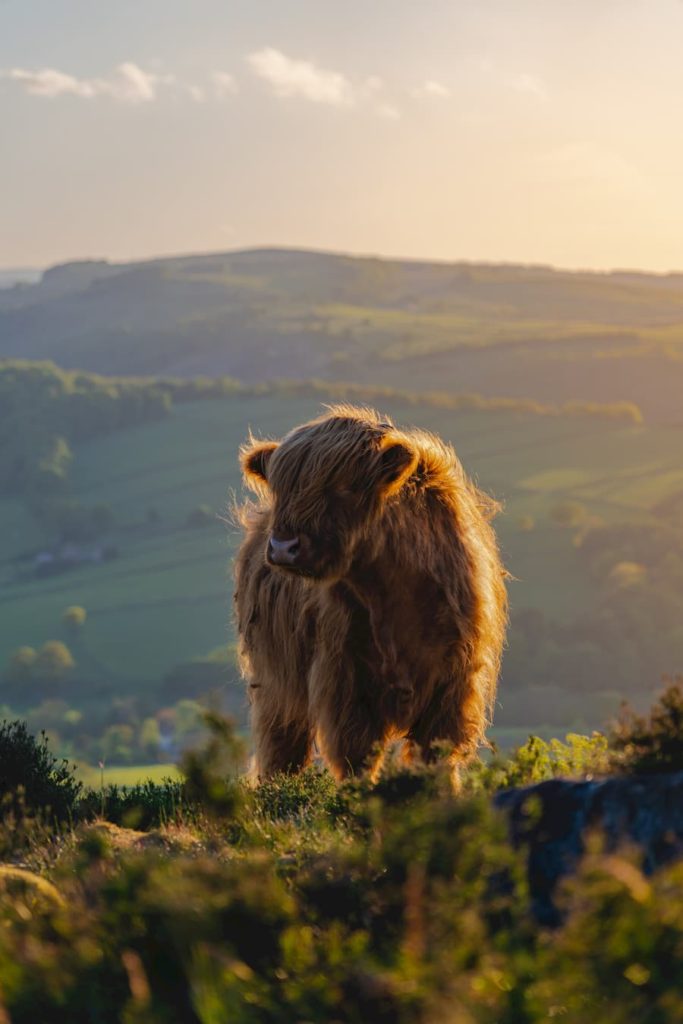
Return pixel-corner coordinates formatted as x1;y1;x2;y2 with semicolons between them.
241;440;278;490
375;436;418;496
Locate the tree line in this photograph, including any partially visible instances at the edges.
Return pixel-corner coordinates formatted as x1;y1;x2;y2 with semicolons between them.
0;358;644;503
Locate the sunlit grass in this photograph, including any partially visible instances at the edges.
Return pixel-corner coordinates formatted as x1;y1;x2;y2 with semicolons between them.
76;762;180;788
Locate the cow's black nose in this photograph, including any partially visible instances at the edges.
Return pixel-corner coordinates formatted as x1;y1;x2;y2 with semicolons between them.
268;536;301;565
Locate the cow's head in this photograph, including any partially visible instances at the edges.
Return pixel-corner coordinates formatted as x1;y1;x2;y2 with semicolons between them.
240;408;418;580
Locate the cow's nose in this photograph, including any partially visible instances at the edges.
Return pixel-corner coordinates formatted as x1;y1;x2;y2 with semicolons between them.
268;535;301;565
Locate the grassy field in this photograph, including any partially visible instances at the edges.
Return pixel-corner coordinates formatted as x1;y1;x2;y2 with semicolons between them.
76;762;180;788
1;391;681;691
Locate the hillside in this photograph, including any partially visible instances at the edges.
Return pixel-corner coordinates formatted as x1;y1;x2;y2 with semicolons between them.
1;375;682;758
2;248;683;421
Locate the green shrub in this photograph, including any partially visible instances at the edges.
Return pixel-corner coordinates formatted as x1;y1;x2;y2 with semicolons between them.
0;720;81;821
180;711;245;820
62;605;87;630
35;640;75;681
472;731;610;792
531;852;683;1023
0;699;680;1021
78;778;188;830
0;787;533;1024
608;678;683;774
4;646;38;683
253;765;346;824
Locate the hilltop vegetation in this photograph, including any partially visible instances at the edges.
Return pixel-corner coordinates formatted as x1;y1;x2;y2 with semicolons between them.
2;249;683;421
0;688;681;1022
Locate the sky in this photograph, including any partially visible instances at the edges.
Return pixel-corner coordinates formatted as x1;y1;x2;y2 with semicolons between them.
2;0;683;272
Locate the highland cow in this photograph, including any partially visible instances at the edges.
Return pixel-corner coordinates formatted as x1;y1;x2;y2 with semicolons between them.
235;405;507;783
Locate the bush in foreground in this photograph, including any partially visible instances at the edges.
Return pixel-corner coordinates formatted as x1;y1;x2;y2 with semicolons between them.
0;764;681;1023
0;719;81;821
0;684;680;1021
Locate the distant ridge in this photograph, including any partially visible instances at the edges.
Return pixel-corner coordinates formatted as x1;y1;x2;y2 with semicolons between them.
28;246;683;282
1;246;683;422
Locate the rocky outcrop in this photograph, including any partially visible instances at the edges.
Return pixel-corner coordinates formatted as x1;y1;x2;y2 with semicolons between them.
495;772;683;924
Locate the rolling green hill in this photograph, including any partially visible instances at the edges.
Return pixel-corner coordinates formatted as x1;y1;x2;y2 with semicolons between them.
2;248;683;421
1;384;681;741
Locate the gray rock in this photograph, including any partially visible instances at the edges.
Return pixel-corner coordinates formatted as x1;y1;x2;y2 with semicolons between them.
495;772;683;924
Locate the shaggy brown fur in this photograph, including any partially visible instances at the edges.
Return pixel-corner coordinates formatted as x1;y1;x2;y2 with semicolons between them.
234;405;508;783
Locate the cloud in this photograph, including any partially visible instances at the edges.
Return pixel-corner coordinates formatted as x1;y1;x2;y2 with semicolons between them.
374;102;401;121
212;71;237;99
245;48;398;118
247;47;353;106
7;68;96;98
412;79;450;99
5;63;168;103
5;51;397;115
107;63;164;103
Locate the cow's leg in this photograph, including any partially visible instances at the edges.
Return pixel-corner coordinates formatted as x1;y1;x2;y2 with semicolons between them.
310;587;390;780
407;680;482;790
312;656;388;780
250;686;313;778
317;706;388;780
